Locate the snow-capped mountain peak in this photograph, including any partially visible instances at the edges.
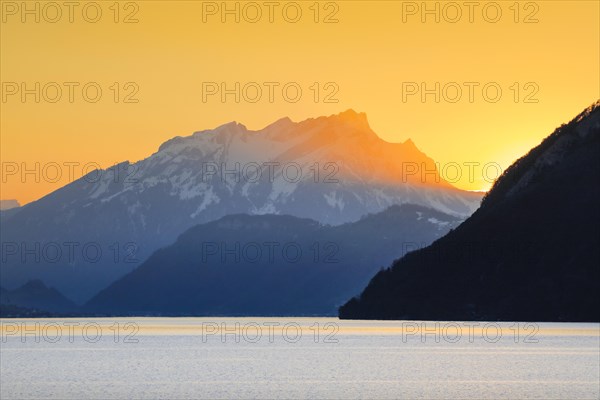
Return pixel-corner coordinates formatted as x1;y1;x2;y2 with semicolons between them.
1;110;483;302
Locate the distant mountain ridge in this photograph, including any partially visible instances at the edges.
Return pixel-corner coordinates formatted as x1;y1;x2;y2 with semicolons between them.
0;110;481;303
86;204;462;316
339;101;600;322
0;280;77;313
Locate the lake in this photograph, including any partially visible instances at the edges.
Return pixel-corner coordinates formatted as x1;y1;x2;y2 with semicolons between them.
1;318;598;399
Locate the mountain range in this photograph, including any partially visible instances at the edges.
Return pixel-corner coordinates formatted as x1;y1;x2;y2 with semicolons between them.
0;110;481;303
85;204;460;316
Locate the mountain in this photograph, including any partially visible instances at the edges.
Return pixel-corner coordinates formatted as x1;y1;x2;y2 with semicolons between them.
339;101;600;322
0;280;78;313
0;199;20;210
85;204;461;316
0;110;482;303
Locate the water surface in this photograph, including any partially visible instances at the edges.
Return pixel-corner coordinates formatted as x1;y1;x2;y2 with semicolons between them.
1;318;598;399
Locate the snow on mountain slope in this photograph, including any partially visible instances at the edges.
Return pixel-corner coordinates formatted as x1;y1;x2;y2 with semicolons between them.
77;110;480;219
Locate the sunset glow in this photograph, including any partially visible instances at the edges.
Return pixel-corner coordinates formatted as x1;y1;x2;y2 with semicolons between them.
1;1;598;204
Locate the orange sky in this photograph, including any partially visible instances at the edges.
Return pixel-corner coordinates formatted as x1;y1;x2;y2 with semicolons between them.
1;0;599;205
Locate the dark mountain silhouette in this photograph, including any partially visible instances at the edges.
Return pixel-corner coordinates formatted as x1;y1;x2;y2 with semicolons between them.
339;101;600;322
86;204;461;316
0;280;78;313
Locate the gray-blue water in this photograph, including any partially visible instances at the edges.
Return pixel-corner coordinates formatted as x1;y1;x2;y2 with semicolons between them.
1;318;598;399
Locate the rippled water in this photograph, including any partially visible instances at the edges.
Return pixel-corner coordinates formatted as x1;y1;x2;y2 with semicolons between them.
1;318;598;399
